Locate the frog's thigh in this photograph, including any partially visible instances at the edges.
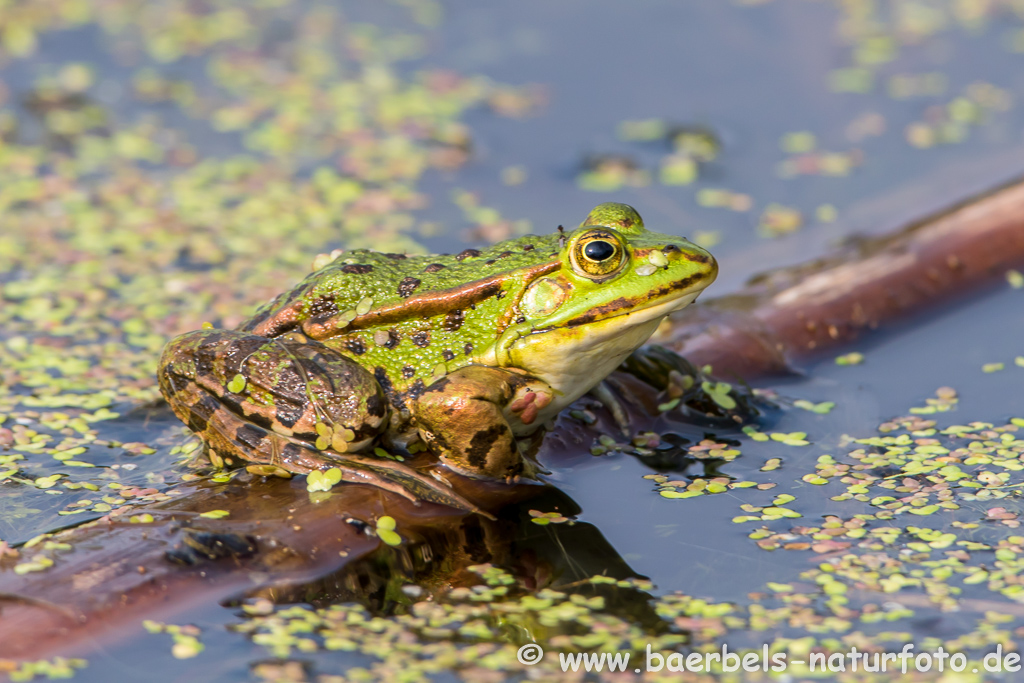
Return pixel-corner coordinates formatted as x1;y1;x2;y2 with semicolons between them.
412;366;545;480
158;330;388;471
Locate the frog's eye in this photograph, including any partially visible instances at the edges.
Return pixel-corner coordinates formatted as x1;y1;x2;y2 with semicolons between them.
570;229;627;279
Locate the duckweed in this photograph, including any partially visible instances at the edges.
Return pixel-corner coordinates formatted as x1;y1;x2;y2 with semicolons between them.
375;516;401;547
0;0;537;544
3;658;87;682
142;621;205;660
188;373;1024;680
306;469;343;493
794;399;835;414
835;352;865;366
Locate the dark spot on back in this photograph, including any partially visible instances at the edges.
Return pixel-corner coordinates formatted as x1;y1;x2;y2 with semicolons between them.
402;366;416;379
498;251;512;259
410;330;431;348
407;379;427;401
382;253;407;260
344;338;367;356
620;217;634;228
307;295;339;323
456;248;481;261
464;342;473;355
381;329;400;349
495;290;506;300
424;263;446;273
523;244;535;252
441;349;455;362
341;264;373;274
484;259;495;266
443;309;464;332
397;277;421;298
240;308;272;334
516;316;525;324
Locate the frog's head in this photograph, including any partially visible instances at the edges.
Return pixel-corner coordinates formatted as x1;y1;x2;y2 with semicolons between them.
500;202;717;411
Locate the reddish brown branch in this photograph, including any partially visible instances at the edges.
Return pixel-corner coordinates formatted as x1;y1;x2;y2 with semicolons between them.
661;176;1024;376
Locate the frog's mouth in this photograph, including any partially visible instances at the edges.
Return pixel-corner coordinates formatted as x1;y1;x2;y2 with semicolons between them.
552;270;712;335
507;272;708;361
561;270;712;330
597;286;703;330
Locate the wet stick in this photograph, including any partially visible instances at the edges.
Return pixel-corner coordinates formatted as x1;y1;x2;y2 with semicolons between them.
657;175;1024;378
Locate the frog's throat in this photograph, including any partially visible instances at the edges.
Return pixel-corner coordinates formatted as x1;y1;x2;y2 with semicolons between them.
497;287;704;419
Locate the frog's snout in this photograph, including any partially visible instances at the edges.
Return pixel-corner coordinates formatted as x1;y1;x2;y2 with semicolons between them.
662;241;718;285
695;246;719;285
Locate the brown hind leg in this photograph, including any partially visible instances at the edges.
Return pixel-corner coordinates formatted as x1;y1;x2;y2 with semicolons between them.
158;329;494;514
158;329;389;473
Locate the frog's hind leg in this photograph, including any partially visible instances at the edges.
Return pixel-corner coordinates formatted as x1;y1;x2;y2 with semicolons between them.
157;330;493;515
158;329;388;473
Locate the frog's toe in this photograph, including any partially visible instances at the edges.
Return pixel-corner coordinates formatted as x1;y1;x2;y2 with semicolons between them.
589;380;631;436
507;388;554;426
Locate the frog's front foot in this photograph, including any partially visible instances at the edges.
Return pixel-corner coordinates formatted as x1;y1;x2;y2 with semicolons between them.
413;366;548;482
507;386;553;426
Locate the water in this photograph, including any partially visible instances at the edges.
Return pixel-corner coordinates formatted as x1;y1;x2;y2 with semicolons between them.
4;0;1024;679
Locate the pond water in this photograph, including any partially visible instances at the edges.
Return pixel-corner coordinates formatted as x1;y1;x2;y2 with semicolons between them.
2;0;1024;681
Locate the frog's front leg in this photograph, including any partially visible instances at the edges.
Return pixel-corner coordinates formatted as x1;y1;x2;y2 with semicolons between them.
158;329;389;473
412;366;552;481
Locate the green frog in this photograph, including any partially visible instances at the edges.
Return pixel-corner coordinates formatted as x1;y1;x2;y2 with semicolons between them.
158;203;717;510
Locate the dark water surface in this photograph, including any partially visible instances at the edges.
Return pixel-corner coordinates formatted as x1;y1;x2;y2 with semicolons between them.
421;0;1024;290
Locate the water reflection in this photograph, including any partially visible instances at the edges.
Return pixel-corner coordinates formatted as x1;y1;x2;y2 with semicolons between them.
242;485;645;615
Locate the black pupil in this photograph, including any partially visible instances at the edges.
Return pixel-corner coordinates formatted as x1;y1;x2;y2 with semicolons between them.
584;240;616;262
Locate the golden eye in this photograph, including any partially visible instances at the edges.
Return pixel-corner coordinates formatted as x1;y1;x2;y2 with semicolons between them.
570;229;627;279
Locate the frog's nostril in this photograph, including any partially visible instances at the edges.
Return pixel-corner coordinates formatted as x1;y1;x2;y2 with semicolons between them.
664;244;681;253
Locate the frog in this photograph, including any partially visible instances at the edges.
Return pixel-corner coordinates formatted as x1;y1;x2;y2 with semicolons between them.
157;203;717;511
